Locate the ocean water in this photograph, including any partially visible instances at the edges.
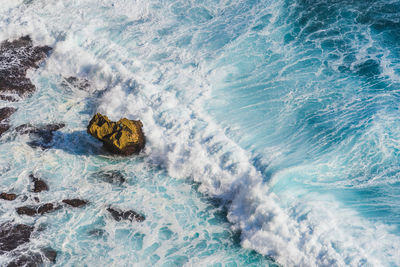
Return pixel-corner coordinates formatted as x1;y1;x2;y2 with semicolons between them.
1;0;400;266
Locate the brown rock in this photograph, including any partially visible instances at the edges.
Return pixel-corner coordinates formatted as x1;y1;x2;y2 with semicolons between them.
16;206;37;216
0;192;17;201
16;203;58;216
37;203;55;214
62;199;88;208
30;174;49;193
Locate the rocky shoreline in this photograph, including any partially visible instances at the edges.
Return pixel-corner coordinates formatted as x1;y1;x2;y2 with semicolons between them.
0;36;146;266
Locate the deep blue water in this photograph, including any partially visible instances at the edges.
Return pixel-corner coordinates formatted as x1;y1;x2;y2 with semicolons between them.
1;0;400;266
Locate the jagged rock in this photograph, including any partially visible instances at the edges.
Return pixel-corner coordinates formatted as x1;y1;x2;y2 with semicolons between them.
96;170;126;185
0;192;17;201
16;123;65;149
0;36;52;101
62;199;88;207
0;222;34;253
0;107;16;136
87;113;145;155
16;203;58;216
107;207;145;222
30;174;49;193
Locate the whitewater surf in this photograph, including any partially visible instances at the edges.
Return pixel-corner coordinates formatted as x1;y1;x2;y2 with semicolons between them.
1;0;400;266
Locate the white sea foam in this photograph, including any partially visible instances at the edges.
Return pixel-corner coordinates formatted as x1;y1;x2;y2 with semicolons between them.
1;0;400;266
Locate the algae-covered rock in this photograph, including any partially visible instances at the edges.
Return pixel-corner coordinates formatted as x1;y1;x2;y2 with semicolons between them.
87;113;145;155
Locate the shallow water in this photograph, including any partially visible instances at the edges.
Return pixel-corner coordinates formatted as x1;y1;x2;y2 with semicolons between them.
1;0;400;266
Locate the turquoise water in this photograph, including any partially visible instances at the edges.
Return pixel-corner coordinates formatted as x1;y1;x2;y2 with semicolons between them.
1;0;400;266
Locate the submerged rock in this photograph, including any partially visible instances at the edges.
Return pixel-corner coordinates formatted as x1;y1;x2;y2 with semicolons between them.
62;76;90;91
107;207;145;222
0;222;34;253
87;113;145;155
42;247;57;263
16;123;65;135
0;107;16;136
16;203;58;216
87;228;106;237
30;174;49;193
0;192;17;201
95;170;126;185
62;199;88;207
0;36;52;101
16;123;65;149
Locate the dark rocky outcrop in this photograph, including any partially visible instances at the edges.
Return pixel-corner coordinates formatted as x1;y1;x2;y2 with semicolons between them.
30;174;49;193
96;170;126;185
7;253;42;267
7;255;36;267
16;203;58;216
62;199;88;208
7;248;57;267
0;36;52;101
16;123;65;148
0;222;34;253
0;107;16;136
0;192;17;201
0;107;16;122
107;207;145;222
0;223;56;266
87;113;145;155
